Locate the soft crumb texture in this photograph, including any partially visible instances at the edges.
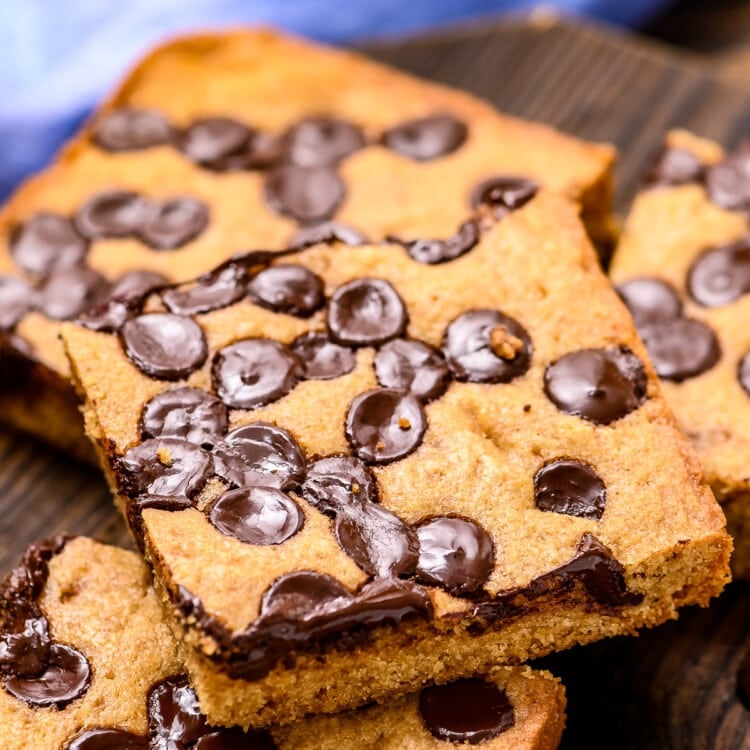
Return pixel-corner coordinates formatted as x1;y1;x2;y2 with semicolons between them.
0;27;614;457
1;538;565;750
1;538;182;750
610;129;750;577
62;189;730;727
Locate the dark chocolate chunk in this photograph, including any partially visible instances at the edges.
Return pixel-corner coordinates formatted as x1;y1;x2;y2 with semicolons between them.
327;278;407;347
259;571;351;620
74;190;153;239
346;388;426;464
470;176;539;217
419;678;515;744
534;459;607;520
544;347;647;425
392;219;478;265
247;264;325;317
264;165;345;224
640;318;721;381
148;675;210;745
705;143;750;211
10;214;88;278
212;339;302;409
118;438;212;499
288;221;367;249
213;423;306;489
283;117;365;167
194;728;277;749
208;486;304;545
0;614;51;678
739;354;750;398
616;277;683;327
38;267;110;321
137;197;209;249
0;275;34;330
688;238;750;308
646;146;704;188
382;114;467;161
110;270;170;299
141;387;228;447
163;263;247;315
291;331;357;380
335;503;419;578
179;117;254;170
443;309;532;384
67;728;148;749
415;517;494;595
738;650;750;711
374;339;450;401
93;108;173;152
4;643;90;708
302;455;377;514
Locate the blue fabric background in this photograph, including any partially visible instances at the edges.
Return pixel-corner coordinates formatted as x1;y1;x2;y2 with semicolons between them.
0;0;672;199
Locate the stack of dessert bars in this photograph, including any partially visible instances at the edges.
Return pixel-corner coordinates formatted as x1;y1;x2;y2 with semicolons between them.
0;29;740;749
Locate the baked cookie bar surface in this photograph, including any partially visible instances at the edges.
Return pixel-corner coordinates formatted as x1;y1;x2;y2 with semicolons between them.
0;537;566;749
61;189;730;727
610;129;750;577
0;27;614;459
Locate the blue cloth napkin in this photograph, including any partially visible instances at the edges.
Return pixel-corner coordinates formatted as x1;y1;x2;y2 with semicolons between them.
0;0;672;198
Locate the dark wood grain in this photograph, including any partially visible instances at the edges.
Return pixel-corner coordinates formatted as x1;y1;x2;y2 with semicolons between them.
1;16;749;749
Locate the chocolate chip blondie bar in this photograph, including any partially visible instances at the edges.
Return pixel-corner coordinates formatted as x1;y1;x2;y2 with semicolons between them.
1;537;566;749
611;129;750;578
61;186;730;726
0;28;615;459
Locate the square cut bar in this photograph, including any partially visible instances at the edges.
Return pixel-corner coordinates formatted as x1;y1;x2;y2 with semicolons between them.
610;129;750;578
1;537;566;749
0;27;615;460
61;188;730;727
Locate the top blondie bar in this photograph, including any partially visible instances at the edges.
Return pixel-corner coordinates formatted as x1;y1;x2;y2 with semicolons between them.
62;186;730;728
0;28;614;459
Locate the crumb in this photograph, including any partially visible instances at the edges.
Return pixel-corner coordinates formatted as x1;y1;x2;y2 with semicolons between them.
490;325;523;360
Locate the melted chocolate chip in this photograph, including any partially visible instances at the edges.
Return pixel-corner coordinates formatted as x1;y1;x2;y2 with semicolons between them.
121;313;208;380
544;347;647;425
738;650;750;711
67;728;148;749
10;214;88;277
616;278;683;327
419;678;514;744
247;264;325;317
534;459;607;520
375;339;450;401
148;675;210;745
74;190;153;239
415;517;494;595
646;146;705;188
118;438;212;499
179;117;255;170
212;339;302;409
291;331;357;380
163;263;248;315
302;455;377;514
346;388;426;464
209;486;304;545
195;728;277;750
4;643;90;708
141;387;228;447
392;219;479;265
0;614;50;678
443;309;532;384
38;267;110;321
705;143;750;211
327;278;407;347
283;117;365;167
470;176;539;217
335;503;419;578
688;239;750;308
264;165;345;223
0;275;34;330
382;114;467;161
93;108;173;152
288;221;367;249
137;197;209;249
640;318;721;381
739;354;750;398
110;270;170;299
213;423;306;489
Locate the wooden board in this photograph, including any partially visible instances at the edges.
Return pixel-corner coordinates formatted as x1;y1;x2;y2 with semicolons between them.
1;14;749;749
